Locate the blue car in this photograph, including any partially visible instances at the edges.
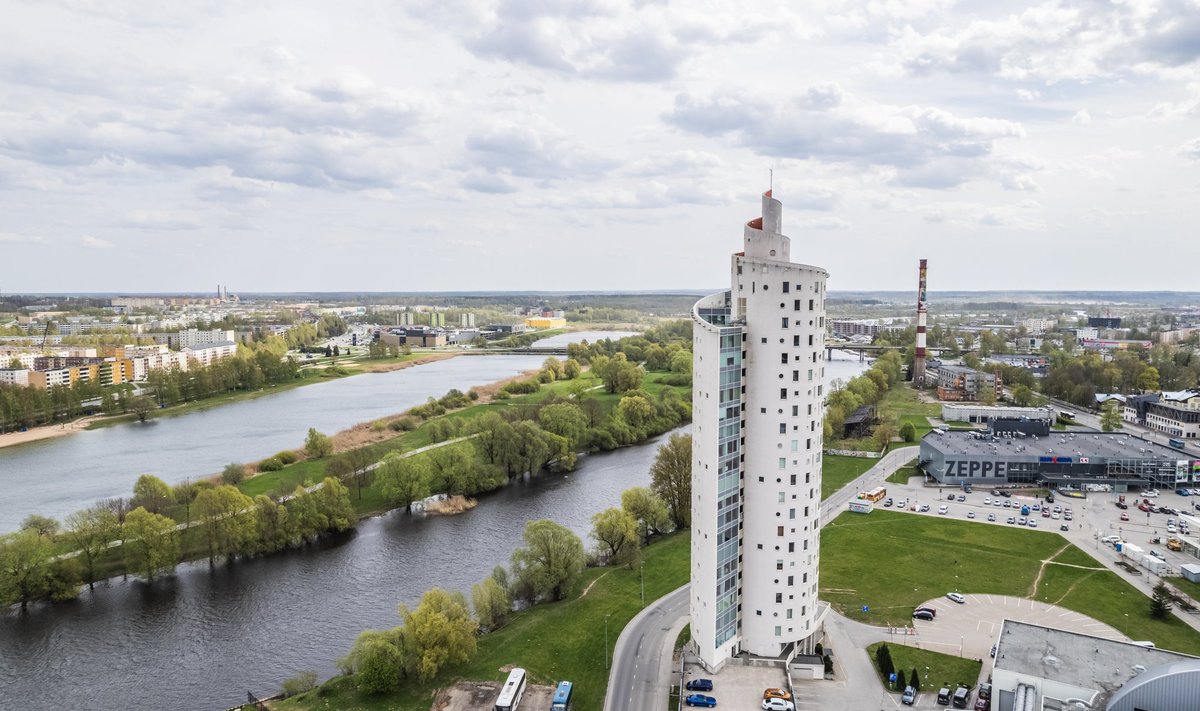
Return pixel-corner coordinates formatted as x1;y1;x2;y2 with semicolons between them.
685;694;717;707
1176;489;1190;496
686;679;714;692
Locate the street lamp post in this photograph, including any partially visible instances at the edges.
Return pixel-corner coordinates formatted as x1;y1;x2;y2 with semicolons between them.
640;563;645;606
605;613;612;670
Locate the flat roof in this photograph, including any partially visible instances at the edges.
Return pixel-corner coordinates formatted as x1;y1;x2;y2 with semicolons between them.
922;430;1188;462
995;620;1194;692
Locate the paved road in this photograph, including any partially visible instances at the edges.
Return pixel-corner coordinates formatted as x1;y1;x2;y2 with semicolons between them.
603;584;689;711
603;447;919;710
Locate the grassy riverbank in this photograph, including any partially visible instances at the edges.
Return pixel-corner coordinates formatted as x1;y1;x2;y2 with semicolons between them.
274;532;690;711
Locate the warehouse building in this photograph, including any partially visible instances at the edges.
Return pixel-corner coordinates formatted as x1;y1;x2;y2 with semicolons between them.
993;620;1198;711
941;403;1054;424
919;428;1199;489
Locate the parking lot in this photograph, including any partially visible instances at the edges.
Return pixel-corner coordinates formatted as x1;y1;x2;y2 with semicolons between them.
680;662;789;711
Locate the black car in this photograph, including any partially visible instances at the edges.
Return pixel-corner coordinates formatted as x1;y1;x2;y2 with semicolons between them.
686;679;714;692
912;609;935;621
914;606;937;618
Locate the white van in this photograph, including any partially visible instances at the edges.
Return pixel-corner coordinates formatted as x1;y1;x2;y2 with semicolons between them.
938;505;949;515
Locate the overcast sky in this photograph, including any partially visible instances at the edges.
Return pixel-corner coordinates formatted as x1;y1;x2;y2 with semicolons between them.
1;0;1198;294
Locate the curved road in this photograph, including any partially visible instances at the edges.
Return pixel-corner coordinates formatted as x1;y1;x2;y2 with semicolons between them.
603;446;919;710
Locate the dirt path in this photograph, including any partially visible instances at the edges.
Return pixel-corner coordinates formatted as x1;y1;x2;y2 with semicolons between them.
1028;543;1071;597
580;570;612;598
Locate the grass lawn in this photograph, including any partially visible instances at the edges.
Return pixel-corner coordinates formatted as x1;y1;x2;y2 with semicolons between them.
886;460;920;486
820;510;1200;655
1175;578;1200;604
829;385;938;453
822;455;876;501
866;642;981;696
275;533;690;711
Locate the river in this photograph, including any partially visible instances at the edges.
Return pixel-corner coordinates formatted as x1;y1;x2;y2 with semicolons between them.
0;355;545;531
0;427;687;711
0;340;870;710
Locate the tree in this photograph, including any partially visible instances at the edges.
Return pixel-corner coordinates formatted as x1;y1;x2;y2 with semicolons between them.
131;395;154;421
910;668;920;692
650;433;691;529
346;629;406;694
876;644;893;681
563;358;582;379
873;422;897;452
132;474;174;514
378;454;431;512
122;507;179;580
64;506;119;589
194;485;255;563
398;588;479;682
312;477;355;532
1100;400;1122;432
617;394;655;429
511;519;586;602
591;353;644;393
221;463;246;485
305;427;333;458
669;350;692;375
0;530;78;609
590;507;640;565
471;570;511;632
172;480;200;527
898;421;917;443
20;514;60;538
621;486;670;541
1151;581;1173;619
537;402;588;449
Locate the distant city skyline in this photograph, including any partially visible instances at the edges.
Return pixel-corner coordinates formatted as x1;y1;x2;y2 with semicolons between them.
1;1;1197;292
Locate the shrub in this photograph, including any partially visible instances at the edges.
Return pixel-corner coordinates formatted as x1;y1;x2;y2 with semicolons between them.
258;457;284;472
221;463;246;485
493;391;511;401
502;379;539;395
280;671;318;698
277;450;299;465
370;421;388;432
468;389;480;401
389;416;418;432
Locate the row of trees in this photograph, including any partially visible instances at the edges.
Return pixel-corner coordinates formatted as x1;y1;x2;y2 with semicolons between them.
875;644;922;692
0;476;357;608
823;351;906;447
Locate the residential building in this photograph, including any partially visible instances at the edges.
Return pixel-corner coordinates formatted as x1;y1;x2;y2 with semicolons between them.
1123;393;1159;425
0;369;29;386
1018;317;1055;335
828;318;909;339
935;364;1001;401
182;341;238;367
1145;389;1200;440
691;190;827;672
1087;316;1122;328
1158;327;1200;344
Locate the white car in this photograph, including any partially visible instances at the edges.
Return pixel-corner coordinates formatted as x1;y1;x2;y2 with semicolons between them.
987;513;996;521
762;699;795;711
938;505;949;515
967;511;976;519
947;592;966;604
984;497;991;505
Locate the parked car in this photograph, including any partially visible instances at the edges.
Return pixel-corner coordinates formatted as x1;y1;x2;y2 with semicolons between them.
884;498;894;507
1007;516;1017;524
686;679;714;692
1150;550;1166;560
1028;519;1038;528
957;495;966;502
763;688;792;701
912;609;935;621
967;511;976;519
1018;516;1027;526
939;505;949;515
1060;524;1070;531
897;499;907;509
947;592;966;604
990;644;997;658
919;504;930;512
1121;512;1130;521
686;694;717;707
761;699;794;711
987;513;996;521
1003;500;1013;508
984;497;991;505
914;606;937;618
1116;501;1129;509
902;685;917;705
974;698;989;710
979;683;992;700
1176;489;1190;496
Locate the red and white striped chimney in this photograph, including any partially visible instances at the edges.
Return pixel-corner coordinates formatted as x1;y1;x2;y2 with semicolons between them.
914;259;928;385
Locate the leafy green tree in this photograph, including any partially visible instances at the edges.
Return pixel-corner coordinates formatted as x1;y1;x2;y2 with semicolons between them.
172;480;200;527
305;427;333;458
669;350;692;375
898;421;917;443
542;357;564;380
590;507;640;565
399;588;479;682
131;395;155;421
0;530;78;608
537;402;588;449
132;474;174;514
20;514;60;538
471;572;511;632
286;486;322;540
873;422;897;452
650;433;692;529
621;486;670;541
617;394;655;430
1100;400;1122;432
221;463;246;485
251;495;292;553
122;507;179;580
195;485;256;563
563;358;582;379
1151;581;1173;619
591;353;644;393
511;519;585;602
378;454;432;512
346;629;406;694
64;506;119;589
312;477;355;532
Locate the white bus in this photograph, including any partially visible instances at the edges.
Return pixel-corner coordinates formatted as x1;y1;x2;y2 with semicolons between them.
495;668;527;711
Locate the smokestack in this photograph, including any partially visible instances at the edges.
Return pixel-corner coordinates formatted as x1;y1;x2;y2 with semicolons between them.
914;259;928;386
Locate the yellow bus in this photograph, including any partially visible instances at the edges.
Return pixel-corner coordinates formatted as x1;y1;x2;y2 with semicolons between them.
858;487;887;502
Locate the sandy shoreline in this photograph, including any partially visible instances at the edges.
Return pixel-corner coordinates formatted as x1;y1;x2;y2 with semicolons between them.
0;416;104;450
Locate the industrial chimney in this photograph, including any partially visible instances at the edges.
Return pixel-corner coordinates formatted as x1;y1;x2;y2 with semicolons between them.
914;259;928;386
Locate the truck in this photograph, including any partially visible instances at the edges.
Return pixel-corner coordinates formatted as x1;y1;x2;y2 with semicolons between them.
1142;555;1169;576
1020;504;1031;516
1167;538;1183;552
1122;543;1144;561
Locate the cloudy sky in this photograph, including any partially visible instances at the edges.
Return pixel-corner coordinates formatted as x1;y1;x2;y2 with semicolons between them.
1;0;1198;294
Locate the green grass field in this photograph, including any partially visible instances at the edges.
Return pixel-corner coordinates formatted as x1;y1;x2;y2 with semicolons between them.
866;642;981;697
822;455;875;500
821;510;1200;655
275;533;690;711
886;461;920;485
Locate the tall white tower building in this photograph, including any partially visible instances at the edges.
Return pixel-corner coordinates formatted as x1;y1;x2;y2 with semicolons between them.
690;190;828;671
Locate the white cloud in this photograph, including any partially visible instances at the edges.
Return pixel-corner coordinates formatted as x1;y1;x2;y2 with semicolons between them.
80;234;113;249
1180;138;1200;161
1071;109;1092;124
122;210;205;230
